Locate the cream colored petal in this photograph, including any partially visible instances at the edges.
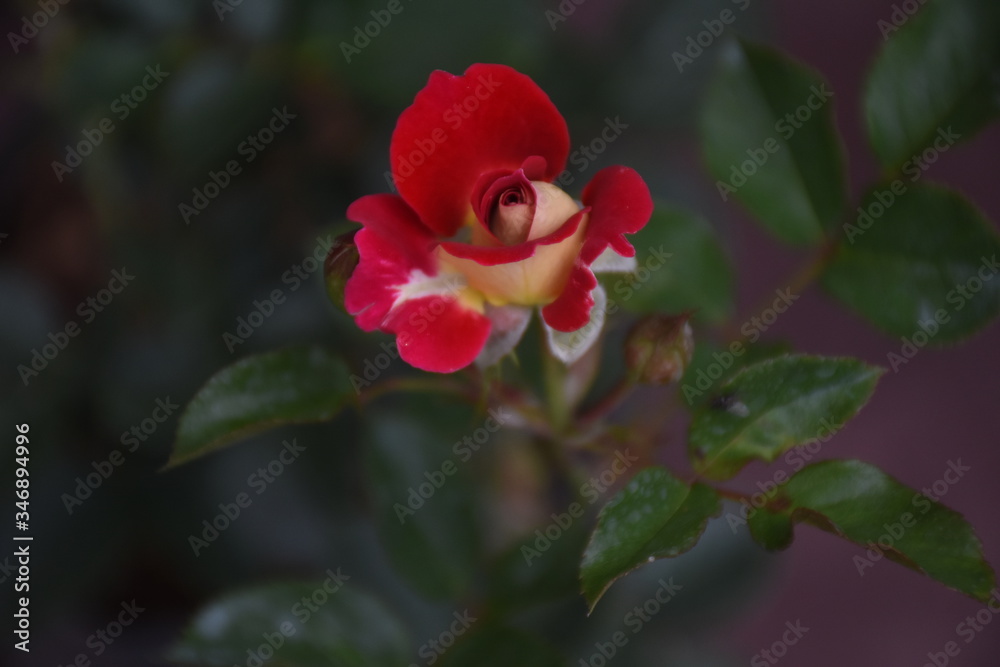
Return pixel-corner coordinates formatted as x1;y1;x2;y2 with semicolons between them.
437;213;589;306
527;182;582;241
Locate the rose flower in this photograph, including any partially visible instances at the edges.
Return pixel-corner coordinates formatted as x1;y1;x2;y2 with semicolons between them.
344;64;652;372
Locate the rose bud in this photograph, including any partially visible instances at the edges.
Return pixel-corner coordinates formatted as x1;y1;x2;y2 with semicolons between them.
324;229;360;313
625;313;694;385
341;64;653;373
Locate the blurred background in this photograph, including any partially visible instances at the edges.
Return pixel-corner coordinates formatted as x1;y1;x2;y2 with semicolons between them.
2;0;999;665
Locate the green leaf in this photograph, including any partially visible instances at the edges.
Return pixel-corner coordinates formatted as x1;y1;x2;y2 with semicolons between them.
580;467;721;611
170;346;354;468
744;506;794;551
439;624;566;667
680;341;792;408
614;205;733;322
746;460;996;601
701;39;846;245
168;580;410;666
364;399;482;600
825;184;1000;342
688;355;883;480
865;0;1000;169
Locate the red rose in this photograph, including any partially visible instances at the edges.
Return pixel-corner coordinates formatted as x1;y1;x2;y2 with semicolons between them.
345;64;653;373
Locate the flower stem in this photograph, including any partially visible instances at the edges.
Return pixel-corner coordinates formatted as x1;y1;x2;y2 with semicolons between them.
540;329;570;434
358;375;470;407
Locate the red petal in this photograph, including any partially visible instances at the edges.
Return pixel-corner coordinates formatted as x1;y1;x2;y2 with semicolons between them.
580;166;653;264
344;228;414;331
383;295;491;373
346;194;436;274
391;64;570;237
541;261;598;332
438;210;586;266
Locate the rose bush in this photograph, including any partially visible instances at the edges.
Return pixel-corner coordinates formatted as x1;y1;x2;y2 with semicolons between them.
344;63;653;372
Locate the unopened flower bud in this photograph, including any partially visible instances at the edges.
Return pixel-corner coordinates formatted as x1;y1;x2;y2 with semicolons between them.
324;230;359;312
625;313;694;385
